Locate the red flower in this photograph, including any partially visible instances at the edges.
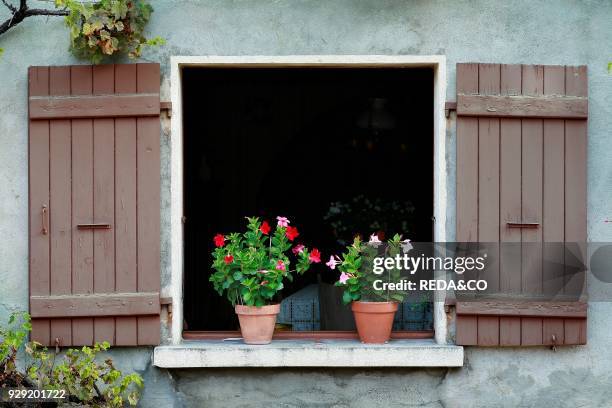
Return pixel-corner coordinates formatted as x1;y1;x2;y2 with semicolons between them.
309;248;321;263
214;234;225;247
285;226;299;241
260;221;271;235
224;255;234;264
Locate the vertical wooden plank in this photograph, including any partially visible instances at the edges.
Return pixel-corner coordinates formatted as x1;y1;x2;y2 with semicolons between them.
92;65;116;345
476;64;500;343
500;66;522;293
499;65;522;343
477;316;500;346
114;64;138;345
542;66;565;298
521;317;543;345
456;63;479;243
455;63;479;344
70;66;95;346
564;66;587;299
48;66;72;346
499;317;521;346
521;65;544;343
520;65;544;295
456;316;478;345
136;63;161;345
543;318;564;345
564;318;587;345
29;67;51;346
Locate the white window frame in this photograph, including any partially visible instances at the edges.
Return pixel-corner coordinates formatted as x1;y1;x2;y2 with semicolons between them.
168;55;449;347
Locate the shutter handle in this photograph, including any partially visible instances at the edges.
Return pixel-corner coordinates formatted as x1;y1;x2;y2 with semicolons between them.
42;204;48;235
506;222;540;229
77;223;112;230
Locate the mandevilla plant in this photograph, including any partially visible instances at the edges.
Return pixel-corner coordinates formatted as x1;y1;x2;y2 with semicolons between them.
56;0;165;63
329;233;412;304
210;216;321;307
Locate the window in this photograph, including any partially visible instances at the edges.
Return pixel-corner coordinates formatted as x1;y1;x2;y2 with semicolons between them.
167;56;449;347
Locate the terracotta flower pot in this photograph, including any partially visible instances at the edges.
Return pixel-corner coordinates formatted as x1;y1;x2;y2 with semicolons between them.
235;304;280;345
351;301;398;344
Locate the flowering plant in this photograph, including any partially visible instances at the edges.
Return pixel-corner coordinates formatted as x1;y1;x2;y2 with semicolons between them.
210;217;321;307
329;233;411;304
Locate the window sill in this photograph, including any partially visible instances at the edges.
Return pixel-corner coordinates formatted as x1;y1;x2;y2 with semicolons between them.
153;339;464;368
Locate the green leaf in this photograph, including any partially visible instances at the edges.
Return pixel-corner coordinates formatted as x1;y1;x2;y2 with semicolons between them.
342;291;353;305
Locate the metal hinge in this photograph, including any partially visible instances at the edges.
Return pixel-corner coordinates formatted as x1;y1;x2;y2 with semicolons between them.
445;101;457;118
160;101;172;118
160;296;173;322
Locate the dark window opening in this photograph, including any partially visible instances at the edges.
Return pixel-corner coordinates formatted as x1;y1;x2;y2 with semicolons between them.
182;67;434;333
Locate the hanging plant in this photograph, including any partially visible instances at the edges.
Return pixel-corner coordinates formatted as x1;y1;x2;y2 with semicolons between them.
56;0;164;63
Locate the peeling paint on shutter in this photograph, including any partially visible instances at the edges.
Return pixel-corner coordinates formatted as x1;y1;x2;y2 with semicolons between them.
28;64;161;347
455;63;587;346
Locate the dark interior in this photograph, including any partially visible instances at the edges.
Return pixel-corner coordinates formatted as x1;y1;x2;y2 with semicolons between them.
182;67;434;331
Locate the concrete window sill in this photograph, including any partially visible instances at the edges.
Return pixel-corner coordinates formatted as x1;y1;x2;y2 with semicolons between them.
153;339;464;368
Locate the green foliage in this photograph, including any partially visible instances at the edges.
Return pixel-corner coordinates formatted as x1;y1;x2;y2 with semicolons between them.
0;312;31;375
210;217;317;307
335;234;408;304
55;0;164;63
25;341;144;407
324;195;415;246
0;311;144;407
608;62;612;74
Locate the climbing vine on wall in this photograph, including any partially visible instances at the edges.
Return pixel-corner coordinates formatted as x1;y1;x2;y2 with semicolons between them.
0;0;163;63
57;0;164;63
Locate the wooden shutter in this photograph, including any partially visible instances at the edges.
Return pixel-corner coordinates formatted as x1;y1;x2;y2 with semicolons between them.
455;63;587;346
28;64;161;346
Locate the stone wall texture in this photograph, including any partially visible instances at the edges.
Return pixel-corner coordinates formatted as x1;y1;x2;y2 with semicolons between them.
1;1;611;407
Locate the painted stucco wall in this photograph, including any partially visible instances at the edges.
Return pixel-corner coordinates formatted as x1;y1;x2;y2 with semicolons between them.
1;1;611;406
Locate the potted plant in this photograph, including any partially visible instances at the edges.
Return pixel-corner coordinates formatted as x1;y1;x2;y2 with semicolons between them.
210;217;321;344
327;233;411;343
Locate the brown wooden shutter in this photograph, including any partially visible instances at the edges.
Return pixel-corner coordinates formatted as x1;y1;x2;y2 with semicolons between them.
28;64;161;347
455;63;587;346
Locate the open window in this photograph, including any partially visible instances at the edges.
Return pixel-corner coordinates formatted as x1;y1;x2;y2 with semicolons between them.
181;66;435;339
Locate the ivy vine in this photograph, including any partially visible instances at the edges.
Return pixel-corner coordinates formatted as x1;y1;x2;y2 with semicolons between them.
0;0;164;63
57;0;164;63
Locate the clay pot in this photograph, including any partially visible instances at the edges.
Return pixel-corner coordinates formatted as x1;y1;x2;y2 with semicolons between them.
351;301;398;344
235;304;280;345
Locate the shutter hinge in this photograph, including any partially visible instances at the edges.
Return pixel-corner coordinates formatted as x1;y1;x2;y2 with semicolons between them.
445;101;457;118
160;296;173;322
160;101;172;118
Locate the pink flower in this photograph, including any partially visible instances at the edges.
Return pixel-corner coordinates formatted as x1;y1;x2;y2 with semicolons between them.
309;248;321;263
338;272;351;284
260;280;269;286
276;216;290;227
326;255;341;270
369;233;382;245
401;239;413;252
292;244;305;254
276;260;286;271
258;269;268;274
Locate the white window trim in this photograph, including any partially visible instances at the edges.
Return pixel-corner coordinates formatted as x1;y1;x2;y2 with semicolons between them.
166;56;455;365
